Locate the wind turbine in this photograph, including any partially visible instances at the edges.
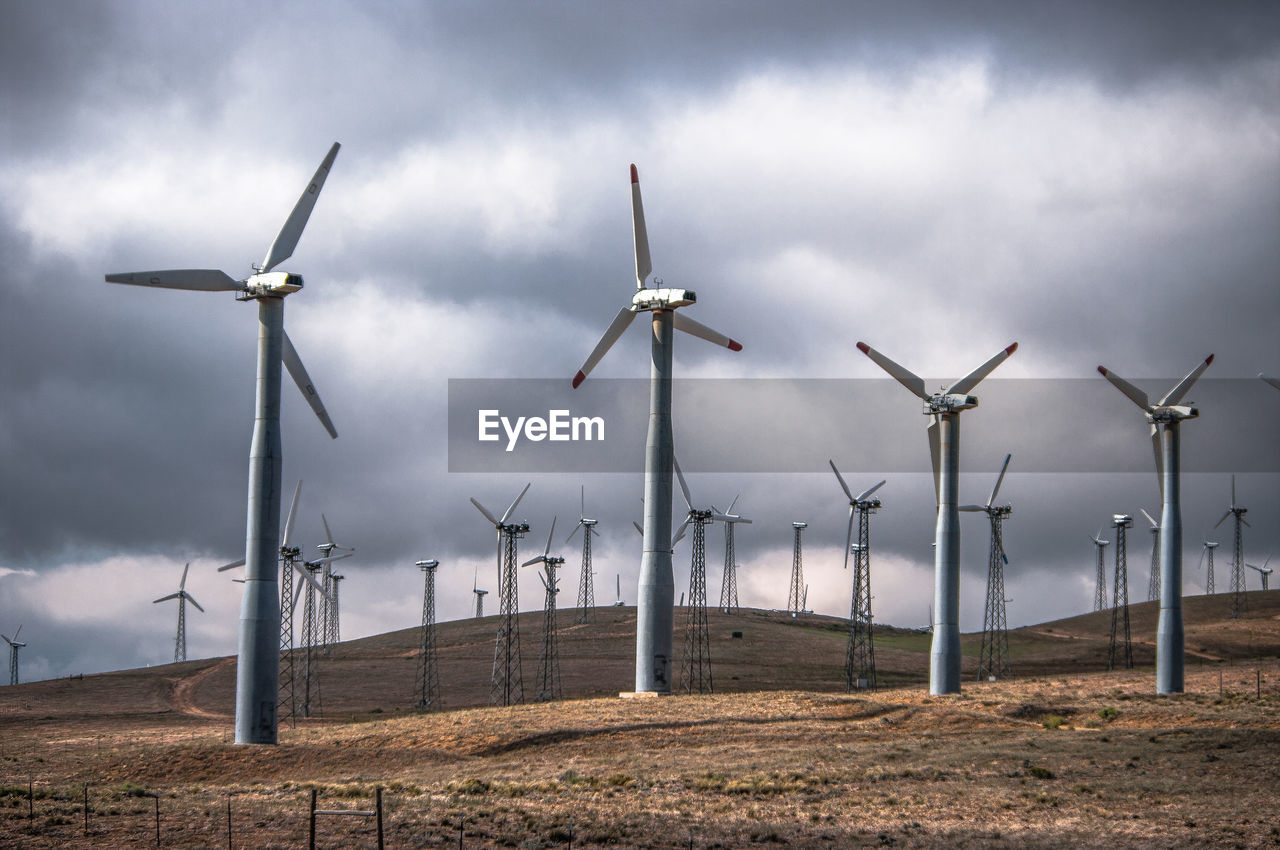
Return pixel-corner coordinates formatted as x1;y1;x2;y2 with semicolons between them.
571;164;742;694
613;574;625;607
1140;508;1161;603
1246;555;1273;591
154;563;204;663
523;518;564;701
674;459;725;694
107;144;341;744
1107;514;1134;671
787;522;807;618
1090;529;1111;611
414;560;442;710
471;483;532;706
830;460;885;690
959;453;1013;682
566;487;599;623
1198;540;1220;594
1214;474;1250;619
1098;352;1214;694
472;566;488;619
316;514;354;656
857;340;1018;694
714;495;751;615
2;627;26;686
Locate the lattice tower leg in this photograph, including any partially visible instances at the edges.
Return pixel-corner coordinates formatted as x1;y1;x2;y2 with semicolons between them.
490;530;524;706
414;564;442;710
536;567;561;701
575;532;594;624
1108;525;1133;670
278;555;296;725
681;518;713;694
1094;546;1108;612
787;526;804;616
1205;548;1215;595
978;516;1010;681
1230;514;1246;619
846;506;876;690
175;597;187;663
720;523;739;614
301;574;321;717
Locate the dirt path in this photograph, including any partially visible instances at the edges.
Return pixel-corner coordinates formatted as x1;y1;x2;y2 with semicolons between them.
166;658;234;719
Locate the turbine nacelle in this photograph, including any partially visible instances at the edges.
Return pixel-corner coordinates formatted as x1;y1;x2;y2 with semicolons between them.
632;287;696;311
1148;405;1199;423
926;393;978;414
243;271;304;297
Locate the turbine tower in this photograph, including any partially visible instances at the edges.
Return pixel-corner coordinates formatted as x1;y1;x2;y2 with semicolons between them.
471;483;532;706
1139;508;1161;602
787;523;807;618
1107;514;1134;671
1214;475;1250;619
1247;555;1273;591
523;520;564;702
571;164;742;694
716;496;751;615
566;488;599;624
858;340;1018;694
107;143;341;744
317;514;354;656
414;560;442;711
153;563;204;663
327;573;344;644
1099;352;1214;694
1090;530;1111;611
1199;540;1220;594
674;460;723;694
959;454;1013;682
830;461;885;691
2;627;26;686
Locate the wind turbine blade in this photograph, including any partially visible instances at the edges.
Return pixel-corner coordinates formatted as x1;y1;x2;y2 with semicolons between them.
153;593;181;604
1197;546;1208;572
927;416;941;505
1151;424;1164;502
1097;366;1150;410
294;562;326;595
281;480;303;548
948;343;1019;395
281;331;337;439
521;555;546;568
105;269;242;291
856;342;928;400
988;454;1011;507
671;311;743;351
292;578;305;614
1214;509;1231;528
180;562;190;591
958;505;987;512
185;592;205;613
565;520;585;545
1159;353;1215;405
499;482;532;525
539;572;549;591
573;307;636;388
671;517;690;548
1231;474;1236;508
11;625;21;642
843;507;854;571
673;456;693;511
311;552;352;566
261;142;341;272
543;517;557;558
471;497;500;527
829;460;855;502
633;521;644;536
855;480;887;503
321;513;334;546
630;164;652;287
580;485;585;519
1261;373;1280;391
726;494;740;515
1140;507;1158;528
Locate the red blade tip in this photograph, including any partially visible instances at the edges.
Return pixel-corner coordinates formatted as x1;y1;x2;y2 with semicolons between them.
1005;342;1018;355
630;164;639;183
1205;353;1215;364
855;341;870;354
728;340;743;352
572;371;586;389
1097;366;1108;376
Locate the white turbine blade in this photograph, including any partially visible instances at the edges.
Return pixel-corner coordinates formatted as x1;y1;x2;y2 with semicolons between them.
1151;424;1164;502
1097;366;1150;411
856;342;929;400
829;460;855;502
1231;473;1236;507
281;331;337;439
105;269;242;291
521;554;547;568
855;479;887;504
671;312;743;351
671;517;690;548
311;552;352;566
630;164;652;288
294;562;326;595
261;142;341;272
543;517;557;558
927;416;941;505
11;625;21;642
179;562;190;591
580;485;586;519
673;456;693;511
1261;373;1280;391
471;497;500;527
184;592;205;614
1159;353;1215;406
153;592;181;604
1140;508;1158;528
573;307;636;388
565;520;585;544
281;480;303;548
726;494;740;515
958;505;987;512
1214;509;1232;528
842;507;854;571
633;521;644;536
539;572;549;591
1197;546;1208;572
948;343;1019;395
292;578;305;614
988;454;1011;507
499;482;532;525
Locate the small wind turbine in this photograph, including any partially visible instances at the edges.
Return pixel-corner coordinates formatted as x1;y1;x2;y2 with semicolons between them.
523;518;564;701
571;165;742;695
1090;529;1111;611
1198;540;1221;594
959;453;1012;682
566;487;600;623
614;574;625;607
1246;555;1273;591
107;144;341;744
471;483;532;706
1214;474;1250;619
316;514;355;656
472;567;489;618
1140;508;1161;603
154;563;204;663
788;522;807;618
714;495;752;615
2;626;26;686
673;459;723;694
830;460;884;690
857;340;1018;694
1098;352;1214;693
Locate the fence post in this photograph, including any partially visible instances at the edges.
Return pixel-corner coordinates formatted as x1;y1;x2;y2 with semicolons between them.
227;793;233;850
27;778;33;820
376;787;384;850
83;784;89;836
1257;668;1262;698
154;793;161;847
459;816;464;849
309;788;317;850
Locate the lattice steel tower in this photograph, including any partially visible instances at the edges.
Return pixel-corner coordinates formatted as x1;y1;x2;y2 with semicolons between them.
681;509;714;694
1201;541;1219;594
523;519;565;702
1141;509;1161;603
474;587;488;618
299;561;324;717
491;523;529;705
716;496;750;614
830;462;886;692
1107;514;1134;671
414;560;442;710
568;517;598;624
959;454;1014;682
788;522;807;617
327;573;343;646
1215;476;1248;619
278;545;300;724
1090;530;1110;611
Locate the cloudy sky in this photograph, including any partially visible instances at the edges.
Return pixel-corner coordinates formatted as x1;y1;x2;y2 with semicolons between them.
2;1;1277;682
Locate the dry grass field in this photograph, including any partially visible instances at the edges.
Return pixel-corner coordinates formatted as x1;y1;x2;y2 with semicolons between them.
1;592;1278;848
